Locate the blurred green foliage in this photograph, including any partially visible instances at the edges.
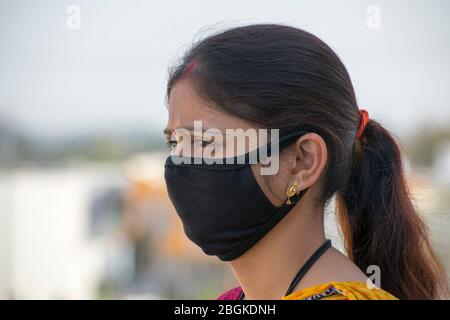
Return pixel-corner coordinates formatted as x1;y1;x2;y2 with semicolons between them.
405;125;450;167
0;121;166;168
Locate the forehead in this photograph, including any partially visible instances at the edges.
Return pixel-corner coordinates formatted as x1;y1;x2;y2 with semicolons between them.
167;80;255;133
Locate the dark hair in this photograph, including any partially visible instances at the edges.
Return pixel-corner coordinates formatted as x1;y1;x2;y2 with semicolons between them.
166;23;448;299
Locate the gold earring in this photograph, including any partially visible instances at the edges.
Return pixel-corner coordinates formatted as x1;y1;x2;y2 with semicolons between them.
285;179;297;205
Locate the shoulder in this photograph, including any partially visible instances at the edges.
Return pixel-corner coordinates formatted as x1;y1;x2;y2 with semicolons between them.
282;281;398;300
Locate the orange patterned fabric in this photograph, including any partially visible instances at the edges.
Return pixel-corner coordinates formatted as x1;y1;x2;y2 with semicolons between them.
282;281;398;300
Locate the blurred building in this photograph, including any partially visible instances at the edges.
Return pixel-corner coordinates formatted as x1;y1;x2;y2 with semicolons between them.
432;142;450;185
0;152;234;299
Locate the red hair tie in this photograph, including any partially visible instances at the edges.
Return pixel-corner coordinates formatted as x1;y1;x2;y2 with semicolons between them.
355;109;369;140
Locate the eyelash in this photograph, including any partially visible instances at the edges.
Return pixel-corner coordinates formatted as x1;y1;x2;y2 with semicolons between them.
166;139;213;150
166;140;178;150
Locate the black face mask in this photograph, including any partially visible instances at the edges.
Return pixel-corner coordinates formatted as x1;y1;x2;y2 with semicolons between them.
164;132;309;261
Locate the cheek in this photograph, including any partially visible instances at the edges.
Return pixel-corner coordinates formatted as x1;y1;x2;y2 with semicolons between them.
251;162;289;207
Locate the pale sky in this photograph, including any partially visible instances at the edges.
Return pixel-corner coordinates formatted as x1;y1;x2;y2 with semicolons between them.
0;0;449;139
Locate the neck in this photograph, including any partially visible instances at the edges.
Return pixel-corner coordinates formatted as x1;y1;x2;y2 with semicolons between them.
228;194;326;300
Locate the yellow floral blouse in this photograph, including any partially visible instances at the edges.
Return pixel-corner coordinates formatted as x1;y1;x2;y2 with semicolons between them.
217;281;398;300
282;281;398;300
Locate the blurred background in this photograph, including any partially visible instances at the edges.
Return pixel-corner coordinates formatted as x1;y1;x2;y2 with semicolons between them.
0;0;449;299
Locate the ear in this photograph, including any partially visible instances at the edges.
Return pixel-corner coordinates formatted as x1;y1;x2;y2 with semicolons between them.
290;133;328;191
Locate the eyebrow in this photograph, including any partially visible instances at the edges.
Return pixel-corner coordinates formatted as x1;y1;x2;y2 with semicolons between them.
163;128;173;136
163;126;205;136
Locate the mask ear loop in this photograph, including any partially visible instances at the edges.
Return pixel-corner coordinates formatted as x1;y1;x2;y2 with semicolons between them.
256;131;311;206
255;130;311;163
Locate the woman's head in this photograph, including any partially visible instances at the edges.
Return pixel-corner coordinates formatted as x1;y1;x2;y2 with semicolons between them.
167;24;358;203
165;23;448;299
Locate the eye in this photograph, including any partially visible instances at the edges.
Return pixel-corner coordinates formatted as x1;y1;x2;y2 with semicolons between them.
193;138;213;148
166;140;178;150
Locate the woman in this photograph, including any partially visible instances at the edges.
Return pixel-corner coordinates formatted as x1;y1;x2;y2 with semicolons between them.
163;24;448;300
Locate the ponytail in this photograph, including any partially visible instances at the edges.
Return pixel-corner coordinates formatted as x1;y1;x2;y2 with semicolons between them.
337;119;449;299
